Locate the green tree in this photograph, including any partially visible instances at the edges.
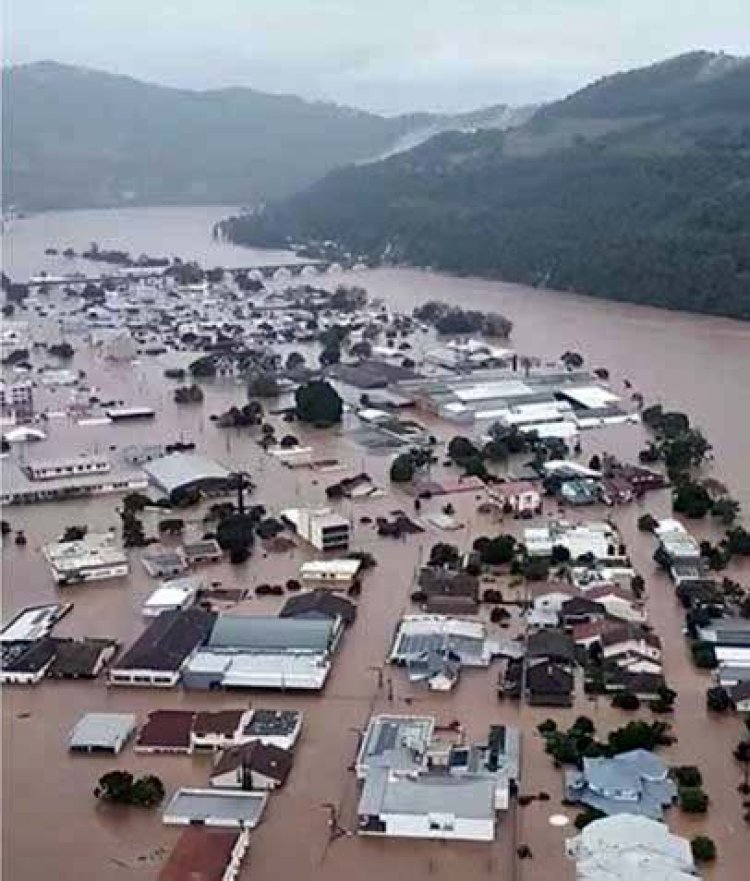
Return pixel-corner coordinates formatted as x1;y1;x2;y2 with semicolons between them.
60;525;87;542
479;535;516;566
712;496;740;525
129;775;165;808
673;766;703;788
679;787;709;813
706;686;731;712
390;453;415;483
447;436;478;463
295;380;343;426
95;771;134;803
691;836;716;863
673;481;712;518
691;641;717;669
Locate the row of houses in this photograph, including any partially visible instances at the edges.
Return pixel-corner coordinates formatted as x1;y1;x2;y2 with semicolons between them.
653;517;750;708
0;603;118;685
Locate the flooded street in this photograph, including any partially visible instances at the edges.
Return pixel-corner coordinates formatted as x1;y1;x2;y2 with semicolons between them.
2;207;750;880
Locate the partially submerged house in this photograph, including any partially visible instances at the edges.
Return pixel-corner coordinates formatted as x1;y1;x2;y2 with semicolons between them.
417;568;480;615
564;750;677;819
565;814;698;881
210;741;294;790
355;715;519;841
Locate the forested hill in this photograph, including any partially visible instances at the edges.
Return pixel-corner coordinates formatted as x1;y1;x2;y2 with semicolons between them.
1;61;521;211
222;52;750;320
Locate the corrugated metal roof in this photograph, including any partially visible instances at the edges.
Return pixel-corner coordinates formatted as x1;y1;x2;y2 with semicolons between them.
144;453;230;494
207;616;335;653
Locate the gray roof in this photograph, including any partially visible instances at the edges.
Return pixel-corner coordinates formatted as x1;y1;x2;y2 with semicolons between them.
144;453;230;495
69;713;137;750
392;631;485;665
163;788;267;828
359;768;495;819
565;750;676;820
208;616;336;654
358;715;434;774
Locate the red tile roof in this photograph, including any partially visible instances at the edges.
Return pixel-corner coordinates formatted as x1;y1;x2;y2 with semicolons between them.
136;710;196;750
192;710;246;737
159;829;240;881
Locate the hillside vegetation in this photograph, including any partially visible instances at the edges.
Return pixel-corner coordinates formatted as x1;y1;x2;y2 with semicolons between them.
1;61;521;211
223;52;750;320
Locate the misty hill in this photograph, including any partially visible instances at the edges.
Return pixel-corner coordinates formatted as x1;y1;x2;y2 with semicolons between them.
1;61;523;211
223;52;750;320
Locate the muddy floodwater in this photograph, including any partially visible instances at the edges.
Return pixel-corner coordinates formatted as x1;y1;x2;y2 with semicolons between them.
2;207;750;880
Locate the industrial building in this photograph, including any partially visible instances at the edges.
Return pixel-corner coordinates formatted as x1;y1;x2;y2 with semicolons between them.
144;452;232;500
109;608;216;687
43;533;129;585
395;368;632;434
182;615;344;691
1;459;148;505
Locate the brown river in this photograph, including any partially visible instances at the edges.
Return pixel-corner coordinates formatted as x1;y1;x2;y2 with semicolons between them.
2;207;749;880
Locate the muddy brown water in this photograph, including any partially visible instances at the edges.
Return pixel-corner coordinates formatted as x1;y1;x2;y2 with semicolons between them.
2;208;750;879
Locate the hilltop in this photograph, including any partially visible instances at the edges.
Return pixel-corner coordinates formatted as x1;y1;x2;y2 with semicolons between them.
222;52;750;319
1;61;525;211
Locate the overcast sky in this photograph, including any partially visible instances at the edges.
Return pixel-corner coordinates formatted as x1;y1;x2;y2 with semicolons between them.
4;0;749;113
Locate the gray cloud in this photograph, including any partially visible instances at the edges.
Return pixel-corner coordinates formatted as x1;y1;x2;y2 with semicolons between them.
4;0;749;112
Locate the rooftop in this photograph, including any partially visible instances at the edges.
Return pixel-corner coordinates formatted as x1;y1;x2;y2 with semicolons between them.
158;829;245;881
42;532;127;573
357;714;435;776
244;709;302;738
193;710;247;737
113;608;216;672
136;710;196;750
143;452;230;495
359;768;496;820
163;788;268;828
69;713;137;751
207;615;337;654
212;741;294;784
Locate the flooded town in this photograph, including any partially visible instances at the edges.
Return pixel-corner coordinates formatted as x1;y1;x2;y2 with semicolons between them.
0;206;748;881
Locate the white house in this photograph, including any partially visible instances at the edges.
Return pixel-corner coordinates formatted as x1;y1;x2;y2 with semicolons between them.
299;558;361;589
281;507;350;552
357;769;496;841
587;587;646;623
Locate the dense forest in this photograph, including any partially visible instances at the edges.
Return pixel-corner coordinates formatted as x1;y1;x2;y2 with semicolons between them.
224;52;750;320
1;61;524;211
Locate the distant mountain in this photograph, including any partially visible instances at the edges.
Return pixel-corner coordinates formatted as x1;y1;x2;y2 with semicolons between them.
1;61;524;211
223;52;750;320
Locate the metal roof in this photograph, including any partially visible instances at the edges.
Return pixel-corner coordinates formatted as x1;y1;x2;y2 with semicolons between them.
144;453;230;495
359;768;495;819
207;616;335;653
163;788;268;828
69;713;136;750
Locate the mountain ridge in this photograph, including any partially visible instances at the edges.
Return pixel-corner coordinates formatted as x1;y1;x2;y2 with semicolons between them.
1;60;525;211
221;51;750;320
